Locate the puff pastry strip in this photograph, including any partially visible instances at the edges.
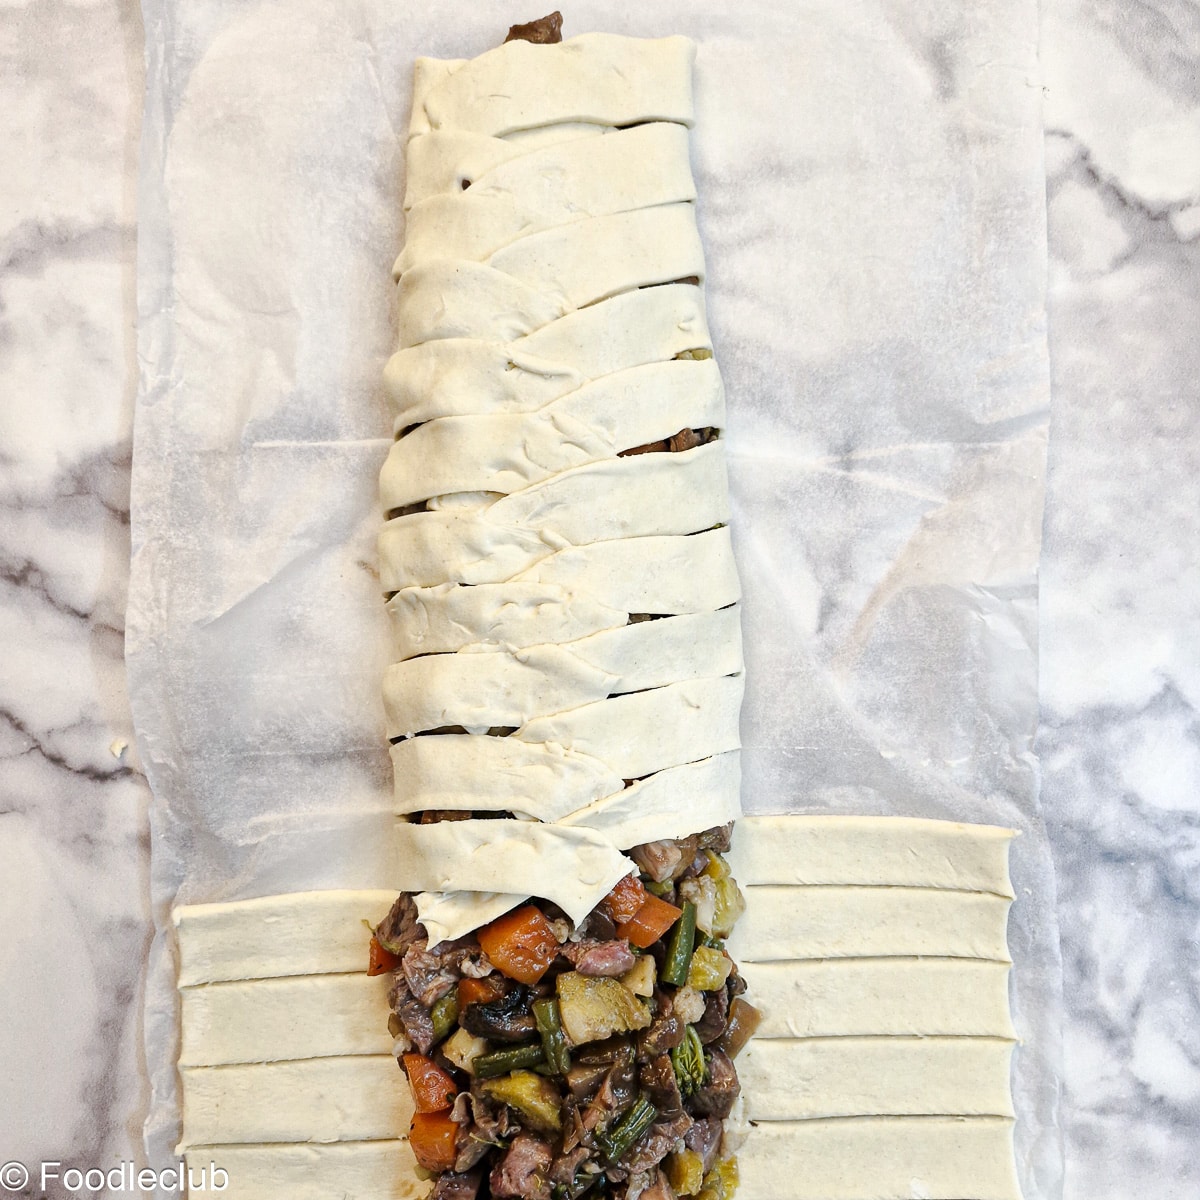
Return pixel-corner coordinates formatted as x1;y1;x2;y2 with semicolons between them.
184;1143;423;1200
173;891;396;986
738;1117;1022;1200
744;956;1017;1038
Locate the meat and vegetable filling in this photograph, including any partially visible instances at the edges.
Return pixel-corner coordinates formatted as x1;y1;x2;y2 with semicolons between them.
370;827;761;1200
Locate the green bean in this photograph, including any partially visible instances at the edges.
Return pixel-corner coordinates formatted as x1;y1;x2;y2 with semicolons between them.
671;1025;707;1097
533;997;572;1076
429;991;459;1044
552;1172;603;1200
473;1041;546;1079
660;900;697;987
598;1095;658;1164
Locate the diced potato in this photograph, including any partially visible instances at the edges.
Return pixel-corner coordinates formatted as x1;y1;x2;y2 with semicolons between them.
480;1070;562;1133
620;953;657;998
678;875;717;935
557;971;651;1045
442;1027;489;1075
687;946;733;992
673;985;707;1025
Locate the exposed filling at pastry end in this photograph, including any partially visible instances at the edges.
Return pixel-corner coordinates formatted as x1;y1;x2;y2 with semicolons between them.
505;11;563;45
371;828;759;1200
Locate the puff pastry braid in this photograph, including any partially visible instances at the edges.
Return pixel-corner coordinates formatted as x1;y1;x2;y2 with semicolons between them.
381;31;743;943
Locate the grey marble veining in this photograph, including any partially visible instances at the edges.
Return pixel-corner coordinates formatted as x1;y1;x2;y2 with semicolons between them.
0;0;150;1183
0;0;1197;1197
1039;1;1200;1195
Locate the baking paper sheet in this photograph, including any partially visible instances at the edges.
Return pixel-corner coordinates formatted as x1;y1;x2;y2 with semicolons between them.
129;1;1062;1196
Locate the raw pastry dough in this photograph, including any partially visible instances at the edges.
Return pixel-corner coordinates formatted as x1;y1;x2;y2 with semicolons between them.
186;1142;423;1200
382;284;713;429
179;973;392;1066
180;1055;411;1147
727;815;1023;1200
174;891;396;985
738;1117;1022;1200
738;1035;1016;1120
727;813;1015;895
381;30;744;938
379;358;723;510
410;34;695;137
730;885;1013;962
174;892;407;1161
744;957;1016;1038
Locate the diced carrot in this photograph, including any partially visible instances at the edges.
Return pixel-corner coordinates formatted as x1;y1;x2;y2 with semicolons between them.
457;976;502;1008
408;1110;459;1172
367;935;398;976
401;1053;458;1113
616;894;684;950
477;905;559;985
602;873;648;925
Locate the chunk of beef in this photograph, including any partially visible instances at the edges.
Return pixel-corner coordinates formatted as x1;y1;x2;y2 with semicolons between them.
638;1169;677;1200
582;1047;637;1134
691;1049;739;1119
622;1170;655;1198
402;942;464;1008
561;1096;588;1154
668;428;703;453
624;1112;693;1176
490;1132;553;1200
566;1061;610;1099
549;1145;593;1186
375;893;424;956
459;952;495;979
629;836;699;884
454;1090;516;1159
577;1036;636;1067
693;983;729;1046
684;1116;723;1174
388;977;435;1055
639;1054;683;1117
429;1169;482;1200
637;991;685;1060
453;1136;491;1175
622;427;714;458
698;823;734;853
620;438;671;457
563;939;637;977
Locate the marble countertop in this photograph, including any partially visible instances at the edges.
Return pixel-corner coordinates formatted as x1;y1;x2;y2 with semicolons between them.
2;1;1197;1197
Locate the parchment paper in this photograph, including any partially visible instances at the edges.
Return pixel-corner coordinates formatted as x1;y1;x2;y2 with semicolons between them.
129;1;1062;1196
